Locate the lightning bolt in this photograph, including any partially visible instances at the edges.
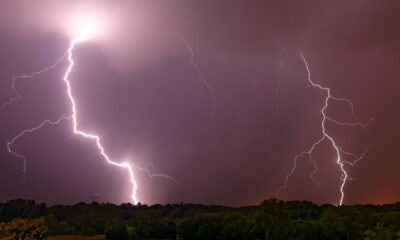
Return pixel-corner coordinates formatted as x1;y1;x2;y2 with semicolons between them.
180;38;241;119
266;49;289;133
6;116;71;181
0;54;67;109
3;35;180;204
2;54;68;181
266;60;283;133
180;38;218;117
276;54;372;206
273;49;289;113
59;37;139;203
133;164;180;184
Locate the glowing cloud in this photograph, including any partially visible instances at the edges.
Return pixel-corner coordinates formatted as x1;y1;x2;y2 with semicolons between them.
67;15;103;42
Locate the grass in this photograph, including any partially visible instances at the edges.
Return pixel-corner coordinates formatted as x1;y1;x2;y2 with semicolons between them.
49;236;105;240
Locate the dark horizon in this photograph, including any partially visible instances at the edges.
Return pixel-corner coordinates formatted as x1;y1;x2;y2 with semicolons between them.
2;198;400;208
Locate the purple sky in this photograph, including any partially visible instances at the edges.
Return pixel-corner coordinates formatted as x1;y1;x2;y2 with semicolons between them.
0;0;399;206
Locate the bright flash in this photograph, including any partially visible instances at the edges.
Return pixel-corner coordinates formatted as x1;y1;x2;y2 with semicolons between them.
68;15;102;41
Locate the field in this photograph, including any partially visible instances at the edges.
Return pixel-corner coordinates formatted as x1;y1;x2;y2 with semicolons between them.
49;236;105;240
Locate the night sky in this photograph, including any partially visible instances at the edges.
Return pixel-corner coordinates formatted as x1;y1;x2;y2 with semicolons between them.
0;0;399;206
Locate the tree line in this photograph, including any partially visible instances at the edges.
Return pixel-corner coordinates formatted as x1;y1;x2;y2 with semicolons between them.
1;199;400;239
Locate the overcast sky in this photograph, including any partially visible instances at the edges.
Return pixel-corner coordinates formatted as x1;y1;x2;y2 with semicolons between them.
0;0;399;206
